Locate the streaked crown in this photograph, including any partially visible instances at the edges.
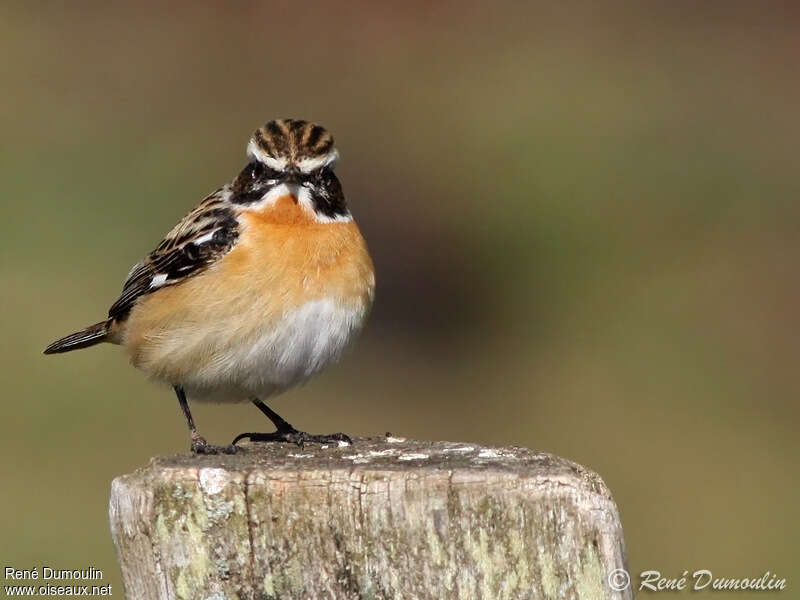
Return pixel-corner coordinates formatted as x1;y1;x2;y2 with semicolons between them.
233;119;349;221
247;119;338;174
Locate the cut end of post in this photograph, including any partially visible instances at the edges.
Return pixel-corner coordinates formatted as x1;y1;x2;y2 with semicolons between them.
109;437;631;600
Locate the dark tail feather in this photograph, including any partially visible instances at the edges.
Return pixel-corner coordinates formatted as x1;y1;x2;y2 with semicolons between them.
44;320;110;354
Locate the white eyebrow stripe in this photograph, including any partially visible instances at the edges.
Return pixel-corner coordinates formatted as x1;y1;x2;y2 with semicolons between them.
246;139;288;171
297;149;339;173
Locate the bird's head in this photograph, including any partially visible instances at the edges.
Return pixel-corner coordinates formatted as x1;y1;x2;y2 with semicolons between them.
230;119;349;222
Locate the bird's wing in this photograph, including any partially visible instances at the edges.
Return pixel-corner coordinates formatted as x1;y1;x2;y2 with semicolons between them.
108;187;240;320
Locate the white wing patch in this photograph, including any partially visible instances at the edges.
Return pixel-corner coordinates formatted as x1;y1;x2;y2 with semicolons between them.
108;187;240;320
192;229;219;245
149;273;169;289
147;228;225;289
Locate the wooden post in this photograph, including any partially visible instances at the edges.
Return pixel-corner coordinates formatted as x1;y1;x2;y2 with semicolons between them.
109;437;631;600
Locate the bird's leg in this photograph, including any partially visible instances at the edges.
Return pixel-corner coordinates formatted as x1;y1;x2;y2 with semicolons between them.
174;386;238;455
232;398;352;447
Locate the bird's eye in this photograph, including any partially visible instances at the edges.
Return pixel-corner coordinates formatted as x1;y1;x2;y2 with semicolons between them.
249;161;281;182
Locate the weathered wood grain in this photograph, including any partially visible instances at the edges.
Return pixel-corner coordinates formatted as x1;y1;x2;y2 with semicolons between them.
109;437;631;600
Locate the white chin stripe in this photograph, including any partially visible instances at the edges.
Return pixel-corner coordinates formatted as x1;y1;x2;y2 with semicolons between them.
297;187;352;223
254;183;297;207
241;185;352;223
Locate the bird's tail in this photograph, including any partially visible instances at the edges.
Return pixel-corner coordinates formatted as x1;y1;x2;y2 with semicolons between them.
43;320;110;354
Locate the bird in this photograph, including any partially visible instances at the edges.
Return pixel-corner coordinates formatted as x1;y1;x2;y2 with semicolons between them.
44;119;375;454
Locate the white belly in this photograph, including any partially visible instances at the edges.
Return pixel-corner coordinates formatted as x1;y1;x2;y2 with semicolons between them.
182;297;368;402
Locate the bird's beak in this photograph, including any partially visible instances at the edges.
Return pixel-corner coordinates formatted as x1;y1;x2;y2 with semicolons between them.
281;167;303;203
283;167;302;185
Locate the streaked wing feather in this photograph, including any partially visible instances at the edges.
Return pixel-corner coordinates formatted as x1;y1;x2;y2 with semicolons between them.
108;188;239;320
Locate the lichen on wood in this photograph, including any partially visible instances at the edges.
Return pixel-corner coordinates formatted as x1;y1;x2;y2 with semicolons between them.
109;437;631;600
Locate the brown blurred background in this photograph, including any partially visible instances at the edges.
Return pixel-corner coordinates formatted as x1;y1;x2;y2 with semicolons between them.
1;1;798;598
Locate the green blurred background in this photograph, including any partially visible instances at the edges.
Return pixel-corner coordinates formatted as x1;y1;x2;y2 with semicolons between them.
1;2;798;598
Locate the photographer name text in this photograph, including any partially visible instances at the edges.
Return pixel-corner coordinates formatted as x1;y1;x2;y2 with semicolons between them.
640;569;786;592
3;567;111;597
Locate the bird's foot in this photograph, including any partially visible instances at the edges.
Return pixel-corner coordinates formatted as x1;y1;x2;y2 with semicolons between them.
191;432;239;455
232;428;352;448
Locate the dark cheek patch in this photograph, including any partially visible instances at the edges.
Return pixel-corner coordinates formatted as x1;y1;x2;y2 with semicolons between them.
232;188;268;204
309;171;348;219
229;162;281;204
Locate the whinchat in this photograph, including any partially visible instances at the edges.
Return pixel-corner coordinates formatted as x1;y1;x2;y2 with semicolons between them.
45;119;375;454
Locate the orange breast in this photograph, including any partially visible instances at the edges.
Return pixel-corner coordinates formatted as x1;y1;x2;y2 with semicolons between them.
122;195;374;380
233;195;374;305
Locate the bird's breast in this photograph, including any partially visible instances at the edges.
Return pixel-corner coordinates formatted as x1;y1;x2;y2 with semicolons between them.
123;198;374;397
